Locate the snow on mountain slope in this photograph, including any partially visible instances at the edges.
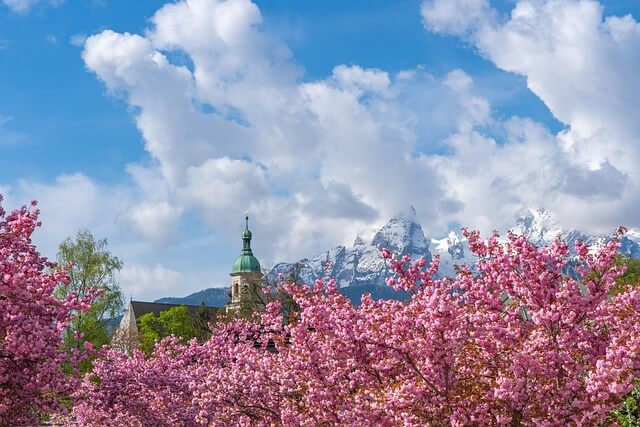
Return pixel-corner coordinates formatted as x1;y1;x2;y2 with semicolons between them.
431;231;475;278
268;207;640;291
268;207;431;288
511;208;640;258
153;208;640;306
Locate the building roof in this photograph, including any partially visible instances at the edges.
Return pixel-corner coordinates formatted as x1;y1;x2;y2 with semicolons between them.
129;301;222;320
231;214;262;274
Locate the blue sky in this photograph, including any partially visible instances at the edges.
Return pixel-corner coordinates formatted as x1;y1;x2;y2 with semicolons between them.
1;0;639;301
0;0;569;183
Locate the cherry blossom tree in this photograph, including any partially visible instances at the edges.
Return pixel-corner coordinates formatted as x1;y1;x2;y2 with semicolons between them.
0;196;94;425
68;228;640;426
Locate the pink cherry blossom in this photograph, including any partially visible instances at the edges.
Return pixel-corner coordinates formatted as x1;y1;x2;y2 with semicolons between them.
0;196;96;425
66;226;640;426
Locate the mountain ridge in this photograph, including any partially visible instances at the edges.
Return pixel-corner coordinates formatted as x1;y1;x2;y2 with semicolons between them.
155;207;640;305
269;207;640;287
154;287;229;307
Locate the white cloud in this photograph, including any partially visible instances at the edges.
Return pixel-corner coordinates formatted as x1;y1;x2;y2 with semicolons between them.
0;0;612;305
3;0;38;13
2;0;62;13
475;1;640;173
443;68;473;92
77;0;640;262
331;65;391;95
123;200;183;247
118;263;184;298
0;173;132;259
0;173;201;301
180;157;269;219
81;0;462;259
2;0;637;303
421;0;640;233
421;0;493;36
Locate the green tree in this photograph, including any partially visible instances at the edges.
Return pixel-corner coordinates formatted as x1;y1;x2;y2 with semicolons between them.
277;262;303;324
259;263;301;325
56;230;124;355
193;302;212;342
138;306;198;354
614;380;640;426
612;255;640;425
611;254;640;295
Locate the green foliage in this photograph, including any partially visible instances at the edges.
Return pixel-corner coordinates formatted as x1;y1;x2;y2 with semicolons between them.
612;256;640;424
138;306;198;354
259;263;301;325
276;262;302;323
56;230;124;360
193;302;212;342
613;380;640;426
612;254;640;295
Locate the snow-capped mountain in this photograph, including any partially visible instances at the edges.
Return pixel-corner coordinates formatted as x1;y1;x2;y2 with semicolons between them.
267;207;430;288
154;208;640;307
269;207;640;292
430;231;475;277
432;208;640;277
510;208;640;259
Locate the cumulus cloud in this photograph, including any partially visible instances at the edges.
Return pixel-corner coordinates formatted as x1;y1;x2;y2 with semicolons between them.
331;65;391;95
118;263;184;298
2;0;62;14
123;200;183;247
420;0;640;233
0;173;132;258
421;0;493;36
68;0;640;280
80;0;472;259
3;0;38;13
422;0;640;171
2;0;637;302
181;157;269;214
475;1;640;174
0;172;199;301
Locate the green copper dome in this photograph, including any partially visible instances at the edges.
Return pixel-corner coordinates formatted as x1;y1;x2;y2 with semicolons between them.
231;214;261;274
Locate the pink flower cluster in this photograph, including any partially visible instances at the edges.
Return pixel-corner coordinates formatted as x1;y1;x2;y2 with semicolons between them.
0;197;95;425
66;228;640;426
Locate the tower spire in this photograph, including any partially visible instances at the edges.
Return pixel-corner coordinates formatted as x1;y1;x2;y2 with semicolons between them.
227;211;264;314
241;211;253;255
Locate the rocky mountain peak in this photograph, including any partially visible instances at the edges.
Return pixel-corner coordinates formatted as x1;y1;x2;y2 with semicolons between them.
371;207;428;256
267;207;431;290
444;231;465;260
513;208;564;243
266;207;640;296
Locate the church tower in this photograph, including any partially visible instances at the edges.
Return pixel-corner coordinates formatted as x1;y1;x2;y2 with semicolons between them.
226;214;264;314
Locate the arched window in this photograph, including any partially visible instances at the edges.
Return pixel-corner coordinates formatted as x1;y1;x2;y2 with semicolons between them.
233;282;238;297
